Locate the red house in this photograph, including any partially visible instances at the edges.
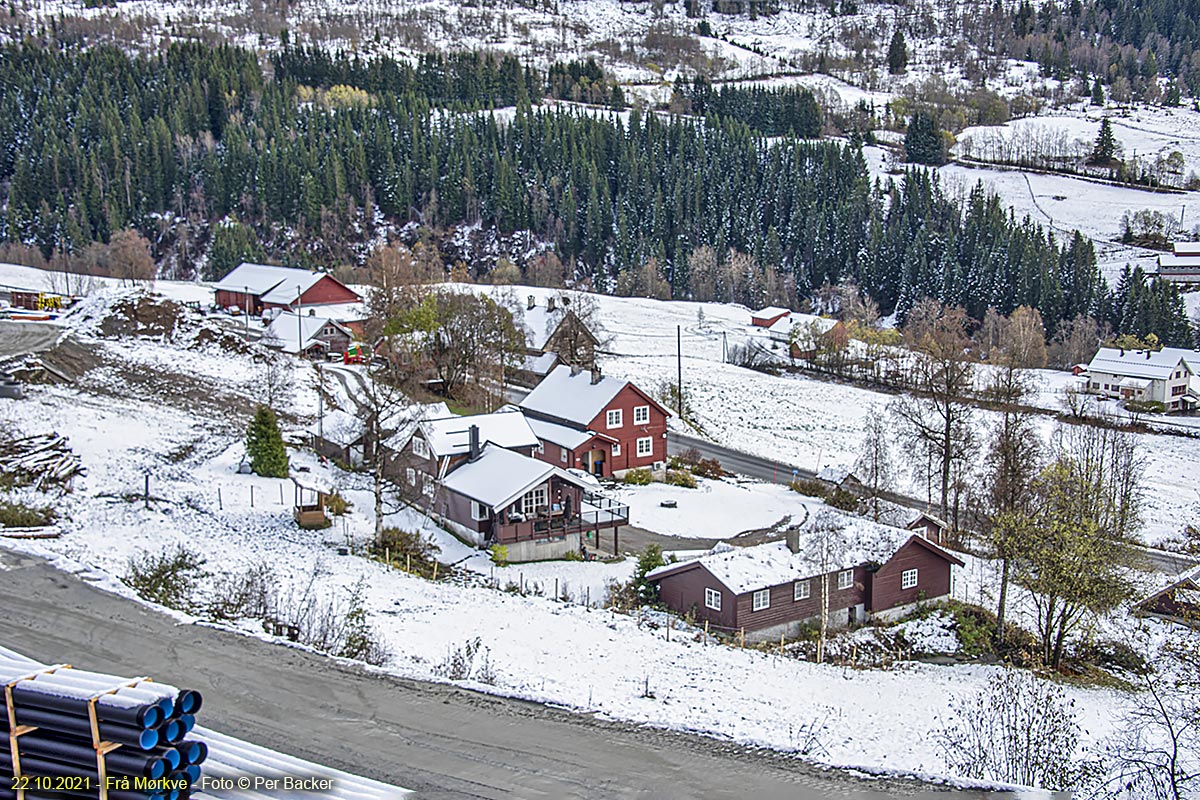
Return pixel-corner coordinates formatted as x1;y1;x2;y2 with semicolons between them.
213;262;360;314
519;365;670;477
648;520;964;642
750;306;791;328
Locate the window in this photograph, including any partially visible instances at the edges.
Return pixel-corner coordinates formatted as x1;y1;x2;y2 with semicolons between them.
636;437;653;457
793;580;810;601
612;443;621;457
606;409;623;429
704;588;722;611
406;468;416;486
837;569;854;590
521;484;549;516
471;501;489;521
901;568;919;590
1173;385;1186;396
752;589;770;611
633;405;650;425
422;475;435;498
560;447;569;463
412;437;429;458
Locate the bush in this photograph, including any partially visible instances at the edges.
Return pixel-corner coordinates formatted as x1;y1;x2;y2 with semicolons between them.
206;562;276;621
0;500;57;528
489;544;509;566
124;544;207;612
623;468;653;485
824;487;859;511
789;478;829;498
1124;400;1167;414
690;457;723;479
325;491;351;516
435;637;496;684
675;447;703;466
562;548;583;562
270;577;389;666
1068;639;1149;675
371;527;441;578
665;469;697;488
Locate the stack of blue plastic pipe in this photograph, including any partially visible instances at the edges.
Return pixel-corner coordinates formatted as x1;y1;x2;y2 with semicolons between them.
0;655;205;800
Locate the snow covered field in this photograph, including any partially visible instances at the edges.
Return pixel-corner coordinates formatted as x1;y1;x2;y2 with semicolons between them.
0;300;1146;787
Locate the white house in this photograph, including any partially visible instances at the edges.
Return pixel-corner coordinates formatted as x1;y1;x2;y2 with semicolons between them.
1158;242;1200;284
1084;346;1200;411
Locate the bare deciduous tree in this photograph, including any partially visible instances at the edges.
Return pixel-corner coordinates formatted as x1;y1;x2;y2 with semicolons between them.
937;669;1093;790
809;510;851;665
854;408;894;522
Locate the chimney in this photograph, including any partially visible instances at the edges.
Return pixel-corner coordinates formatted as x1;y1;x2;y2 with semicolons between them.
547;296;556;312
590;366;602;385
468;425;481;462
786;527;800;554
1146;350;1152;359
527;294;535;310
308;308;315;316
561;294;571;306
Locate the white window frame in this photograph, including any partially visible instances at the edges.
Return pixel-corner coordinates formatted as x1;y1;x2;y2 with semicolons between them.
560;447;569;463
421;475;435;498
612;442;621;457
471;501;489;521
521;483;549;516
412;437;429;458
752;588;770;611
633;405;650;425
901;568;919;590
636;436;653;457
606;409;623;429
837;569;854;590
704;588;722;611
406;468;416;486
536;441;544;454
793;580;810;601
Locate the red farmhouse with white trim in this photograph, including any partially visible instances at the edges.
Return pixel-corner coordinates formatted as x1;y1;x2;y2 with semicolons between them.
213;262;360;314
519;365;670;477
750;306;791;328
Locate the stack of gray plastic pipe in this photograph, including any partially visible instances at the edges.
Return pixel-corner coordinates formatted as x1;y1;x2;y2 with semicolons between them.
0;652;205;800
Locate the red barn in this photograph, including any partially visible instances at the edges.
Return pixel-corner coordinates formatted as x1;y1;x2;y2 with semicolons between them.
648;522;964;642
519;365;670;477
212;262;360;314
750;306;791;328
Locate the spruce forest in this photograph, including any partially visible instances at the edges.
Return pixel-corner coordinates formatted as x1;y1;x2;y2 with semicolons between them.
0;41;1192;344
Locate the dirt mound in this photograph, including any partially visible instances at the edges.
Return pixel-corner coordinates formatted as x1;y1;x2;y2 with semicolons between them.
68;289;257;357
97;293;187;338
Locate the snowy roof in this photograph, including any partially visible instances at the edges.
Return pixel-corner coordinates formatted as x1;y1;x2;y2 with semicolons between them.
1160;254;1200;269
1119;376;1153;390
521;351;560;375
816;465;856;484
519;365;630;426
263;312;349;354
520;302;563;350
1087;347;1197;382
308;409;363;446
381;402;451;450
1173;242;1200;256
768;313;838;341
313;302;367;323
440;444;589;510
213;263;321;299
526;416;597;450
420;408;539;457
751;306;790;321
647;518;943;594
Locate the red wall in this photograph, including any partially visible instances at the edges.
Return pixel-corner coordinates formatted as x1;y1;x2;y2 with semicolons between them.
298;275;360;306
215;289;261;313
751;312;788;327
583;385;668;473
870;537;957;612
655;565;738;631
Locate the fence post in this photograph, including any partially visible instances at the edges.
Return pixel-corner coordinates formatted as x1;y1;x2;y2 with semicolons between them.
144;474;149;509
217;487;223;510
385;546;390;567
780;632;785;656
667;617;672;642
554;578;559;601
433;562;438;581
406;553;411;573
279;484;284;504
739;627;745;648
250;485;255;508
704;620;709;645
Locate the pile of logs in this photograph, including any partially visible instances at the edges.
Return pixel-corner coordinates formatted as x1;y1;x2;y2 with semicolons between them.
0;435;86;490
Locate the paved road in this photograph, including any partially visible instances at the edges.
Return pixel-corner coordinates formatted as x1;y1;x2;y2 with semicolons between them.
0;549;990;800
0;320;62;358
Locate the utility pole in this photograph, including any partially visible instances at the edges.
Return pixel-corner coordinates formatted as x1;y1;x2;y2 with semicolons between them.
722;331;727;363
676;325;683;417
243;285;250;342
297;288;303;357
317;363;324;441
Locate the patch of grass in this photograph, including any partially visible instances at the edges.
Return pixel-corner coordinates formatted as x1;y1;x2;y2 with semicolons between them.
0;500;57;528
326;491;351;516
665;469;697;488
824;487;859;512
789;478;829;498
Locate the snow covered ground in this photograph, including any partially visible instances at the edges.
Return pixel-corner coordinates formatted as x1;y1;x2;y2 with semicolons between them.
0;297;1145;787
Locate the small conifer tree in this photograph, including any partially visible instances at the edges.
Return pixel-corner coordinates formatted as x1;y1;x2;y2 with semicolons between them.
246;405;289;478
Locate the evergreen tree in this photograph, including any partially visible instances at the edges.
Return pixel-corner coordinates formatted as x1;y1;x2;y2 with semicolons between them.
1090;76;1105;106
1089;117;1117;165
904;111;946;165
887;29;909;75
246;405;289;478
